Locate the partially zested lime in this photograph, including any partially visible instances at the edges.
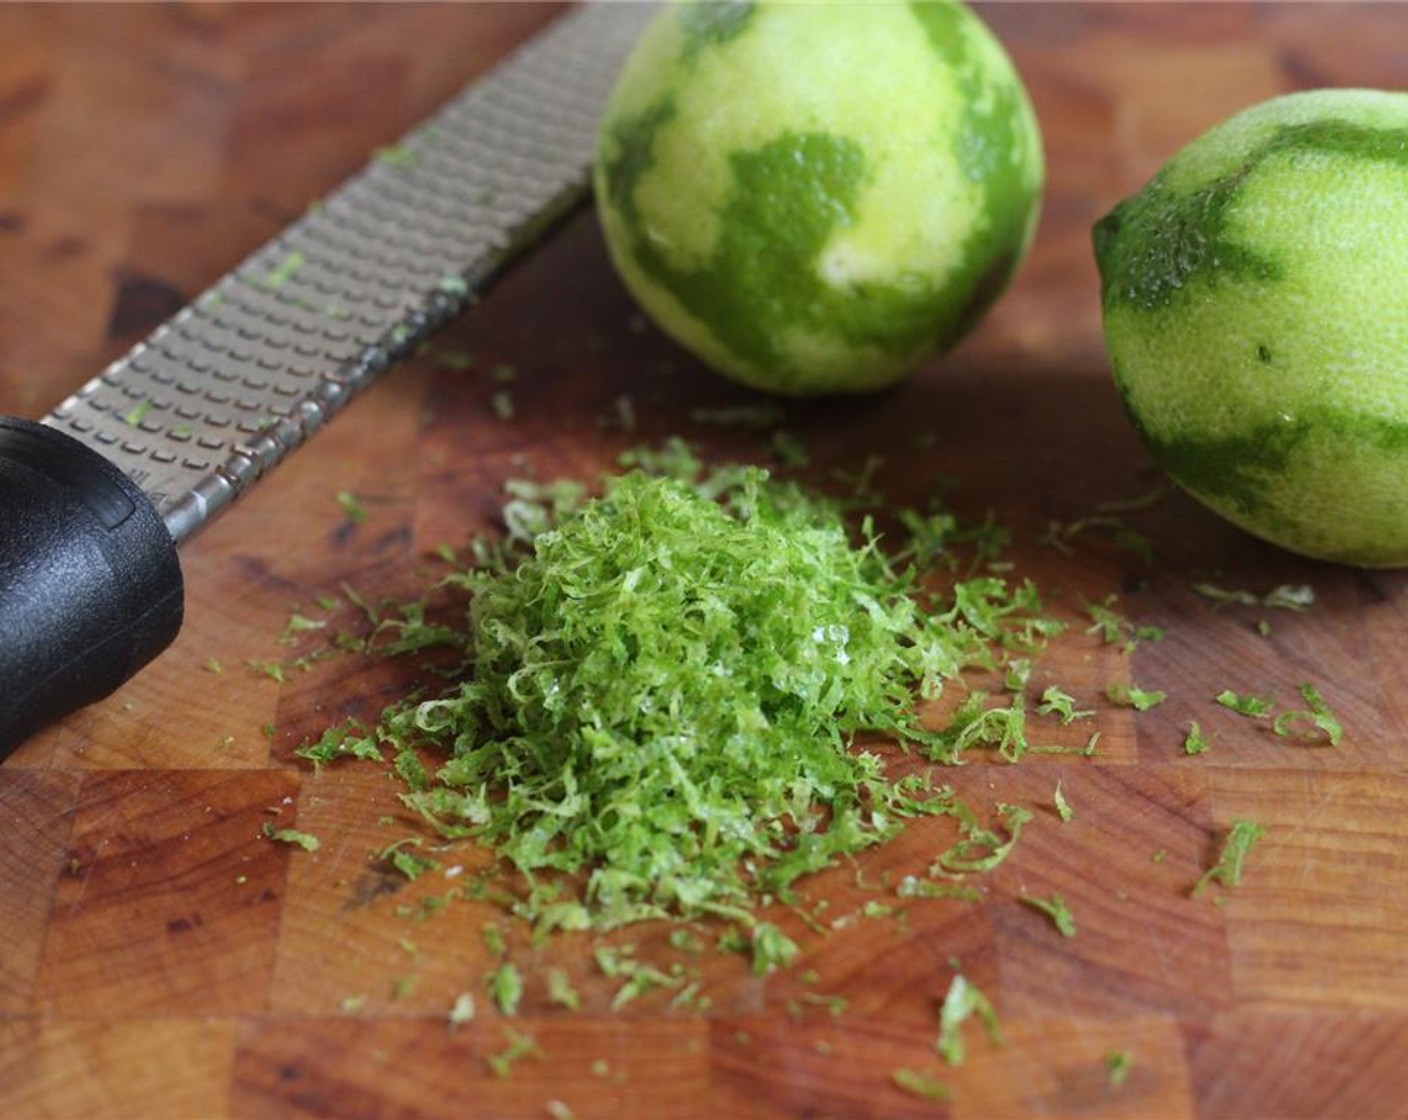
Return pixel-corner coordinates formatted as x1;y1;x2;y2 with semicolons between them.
594;0;1043;396
1095;89;1408;567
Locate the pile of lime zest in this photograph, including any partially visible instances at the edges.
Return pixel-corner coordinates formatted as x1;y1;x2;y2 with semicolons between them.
262;823;319;852
1082;594;1165;652
1193;820;1265;896
1105;682;1167;711
1019;892;1077;938
1194;582;1315;612
935;973;1003;1066
291;448;1074;963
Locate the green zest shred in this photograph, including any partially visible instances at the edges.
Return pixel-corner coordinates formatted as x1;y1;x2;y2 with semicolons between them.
935;973;1003;1066
1215;689;1276;718
488;961;524;1016
1105;682;1167;711
1019;892;1077;937
1273;684;1343;746
892;1068;951;1101
262;823;319;852
1183;722;1213;756
1193;820;1265;896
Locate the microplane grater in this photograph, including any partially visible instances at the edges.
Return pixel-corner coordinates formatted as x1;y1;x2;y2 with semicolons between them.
0;3;656;754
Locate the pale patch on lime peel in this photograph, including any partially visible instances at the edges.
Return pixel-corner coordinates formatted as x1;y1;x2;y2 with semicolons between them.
1094;89;1408;566
595;0;1042;396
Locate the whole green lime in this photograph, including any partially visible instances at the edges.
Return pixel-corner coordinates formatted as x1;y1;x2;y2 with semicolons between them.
1094;89;1408;567
593;1;1043;396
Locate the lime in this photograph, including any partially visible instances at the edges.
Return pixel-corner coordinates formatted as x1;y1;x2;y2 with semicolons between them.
593;1;1043;396
1094;89;1408;567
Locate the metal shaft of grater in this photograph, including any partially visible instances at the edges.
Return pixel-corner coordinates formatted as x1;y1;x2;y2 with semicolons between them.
43;3;653;545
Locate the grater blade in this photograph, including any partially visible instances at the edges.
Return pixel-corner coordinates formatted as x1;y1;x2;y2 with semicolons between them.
42;2;654;545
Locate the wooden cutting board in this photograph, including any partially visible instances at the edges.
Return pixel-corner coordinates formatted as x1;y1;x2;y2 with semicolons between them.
3;4;1408;1117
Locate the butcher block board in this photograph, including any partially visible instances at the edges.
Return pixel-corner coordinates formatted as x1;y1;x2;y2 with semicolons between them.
3;4;1408;1118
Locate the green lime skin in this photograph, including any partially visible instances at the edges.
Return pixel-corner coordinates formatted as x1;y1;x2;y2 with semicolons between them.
1094;89;1408;567
594;0;1043;396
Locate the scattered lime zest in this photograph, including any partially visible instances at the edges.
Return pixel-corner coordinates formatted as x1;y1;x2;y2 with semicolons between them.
1053;782;1075;823
1105;682;1167;711
1004;658;1033;692
896;876;981;903
1183;722;1213;756
1106;1049;1134;1089
448;992;476;1029
1193;820;1265;896
486;1026;538;1078
1194;582;1314;612
375;144;419;167
1215;690;1275;718
749;922;799;975
1036;686;1094;725
262;823;319;851
1272;684;1343;746
892;1068;951;1101
546;967;580;1011
279;612;327;643
932;803;1032;876
340;994;367;1014
336;490;369;525
263;250;305;290
123;399;152;427
1082;594;1164;652
546;1102;575;1120
1019;892;1077;937
935;973;1003;1066
488;962;524;1016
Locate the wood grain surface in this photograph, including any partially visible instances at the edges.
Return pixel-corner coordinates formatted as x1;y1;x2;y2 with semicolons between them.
2;4;1407;1118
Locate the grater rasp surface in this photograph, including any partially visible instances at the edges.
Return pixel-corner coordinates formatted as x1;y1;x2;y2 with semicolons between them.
43;3;653;544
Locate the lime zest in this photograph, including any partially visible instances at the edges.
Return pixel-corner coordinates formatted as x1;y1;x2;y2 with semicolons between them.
1105;682;1167;711
1193;820;1265;896
892;1068;951;1101
935;973;1003;1066
1019;891;1077;937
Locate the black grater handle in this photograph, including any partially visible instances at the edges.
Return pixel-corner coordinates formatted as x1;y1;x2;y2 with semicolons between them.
0;416;183;757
